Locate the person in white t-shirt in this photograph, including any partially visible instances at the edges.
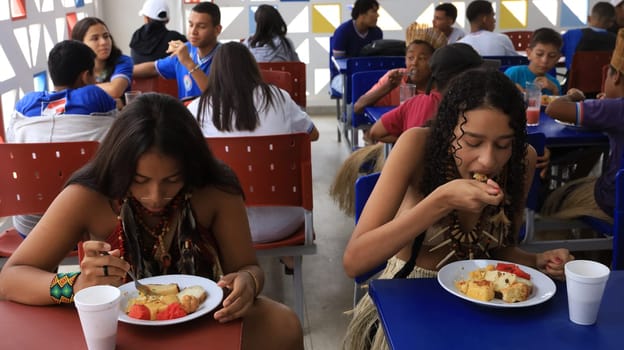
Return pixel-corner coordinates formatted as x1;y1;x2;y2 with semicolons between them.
432;3;465;44
188;42;318;272
458;0;520;56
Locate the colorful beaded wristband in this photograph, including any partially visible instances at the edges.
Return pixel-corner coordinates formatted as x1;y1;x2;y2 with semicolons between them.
50;272;81;304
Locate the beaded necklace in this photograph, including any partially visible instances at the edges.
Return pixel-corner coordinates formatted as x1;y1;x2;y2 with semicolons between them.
126;194;184;273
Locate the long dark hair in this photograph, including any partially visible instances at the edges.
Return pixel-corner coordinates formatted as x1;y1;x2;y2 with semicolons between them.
420;69;527;229
68;93;242;198
249;5;293;51
71;17;122;82
196;41;284;132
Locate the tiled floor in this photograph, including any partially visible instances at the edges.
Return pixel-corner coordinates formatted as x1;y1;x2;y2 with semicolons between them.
259;115;355;349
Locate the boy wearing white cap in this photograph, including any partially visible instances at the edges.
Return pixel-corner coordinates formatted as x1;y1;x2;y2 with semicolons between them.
130;0;186;64
543;28;624;222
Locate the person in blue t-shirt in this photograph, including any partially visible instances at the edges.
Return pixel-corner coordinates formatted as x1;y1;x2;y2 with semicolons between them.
133;2;221;100
505;27;563;96
9;40;117;237
71;17;133;100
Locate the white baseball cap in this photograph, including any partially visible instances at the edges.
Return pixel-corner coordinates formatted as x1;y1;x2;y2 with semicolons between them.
139;0;169;21
611;0;624;7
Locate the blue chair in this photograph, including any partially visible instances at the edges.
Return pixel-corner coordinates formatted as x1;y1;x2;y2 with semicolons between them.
350;70;387;150
521;133;616;257
340;56;405;149
483;55;529;72
352;172;387;306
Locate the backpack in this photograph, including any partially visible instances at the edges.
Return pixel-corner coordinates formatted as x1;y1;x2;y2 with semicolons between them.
359;39;406;57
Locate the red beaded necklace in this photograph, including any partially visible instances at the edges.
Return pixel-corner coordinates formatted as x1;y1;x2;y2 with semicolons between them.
122;193;184;273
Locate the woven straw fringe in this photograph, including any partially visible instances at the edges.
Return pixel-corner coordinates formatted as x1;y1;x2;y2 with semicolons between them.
405;22;448;49
541;177;613;223
342;257;437;350
329;144;385;217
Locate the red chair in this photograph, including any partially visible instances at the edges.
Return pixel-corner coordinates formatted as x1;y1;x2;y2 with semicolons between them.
567;51;612;97
206;133;315;322
260;70;294;97
258;62;306;108
503;30;533;52
131;76;178;98
0;141;99;257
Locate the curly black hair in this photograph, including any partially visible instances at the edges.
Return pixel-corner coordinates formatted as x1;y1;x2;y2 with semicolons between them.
420;68;527;233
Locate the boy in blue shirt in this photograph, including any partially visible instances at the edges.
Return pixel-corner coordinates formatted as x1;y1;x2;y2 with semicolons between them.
133;2;221;100
505;27;562;95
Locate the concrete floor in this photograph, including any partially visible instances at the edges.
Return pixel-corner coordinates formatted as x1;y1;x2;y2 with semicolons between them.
258;115;355;350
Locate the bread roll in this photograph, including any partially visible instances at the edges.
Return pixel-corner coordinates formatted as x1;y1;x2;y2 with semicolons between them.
145;283;180;296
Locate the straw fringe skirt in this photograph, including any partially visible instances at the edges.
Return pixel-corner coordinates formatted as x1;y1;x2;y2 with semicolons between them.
343;257;437;350
329;143;385;217
541;177;613;223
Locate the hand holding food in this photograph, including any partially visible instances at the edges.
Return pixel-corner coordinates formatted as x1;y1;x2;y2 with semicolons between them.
455;263;533;303
126;283;207;321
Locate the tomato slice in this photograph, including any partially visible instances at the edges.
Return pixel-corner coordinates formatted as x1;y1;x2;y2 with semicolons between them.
495;263;531;280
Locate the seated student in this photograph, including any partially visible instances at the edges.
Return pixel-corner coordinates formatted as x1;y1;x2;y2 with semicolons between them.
542;28;624;223
367;43;483;144
352;39;435;115
244;4;300;62
129;0;187;64
71;17;133;99
432;3;465;44
133;2;221;100
6;40;118;238
330;0;383;91
562;2;616;71
342;69;573;350
458;0;520;56
505;27;563;95
188;41;318;246
0;93;304;350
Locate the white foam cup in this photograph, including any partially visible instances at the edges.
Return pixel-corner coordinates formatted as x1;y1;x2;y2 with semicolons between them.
74;285;121;350
564;260;610;325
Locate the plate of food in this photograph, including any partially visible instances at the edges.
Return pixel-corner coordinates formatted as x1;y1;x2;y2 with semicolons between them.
437;259;556;308
541;95;558;106
118;274;223;326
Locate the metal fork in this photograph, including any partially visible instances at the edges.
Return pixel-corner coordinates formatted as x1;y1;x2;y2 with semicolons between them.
126;268;155;296
101;251;154;295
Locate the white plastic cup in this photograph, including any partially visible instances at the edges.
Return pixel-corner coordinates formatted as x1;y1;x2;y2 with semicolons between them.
525;82;541;126
399;83;417;104
74;285;121;350
564;260;610;325
124;90;141;105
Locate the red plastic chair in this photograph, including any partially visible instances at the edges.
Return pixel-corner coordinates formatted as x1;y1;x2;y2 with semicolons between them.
260;70;294;98
0;141;99;257
258;62;306;108
0;99;5;143
131;76;178;98
206;133;314;322
567;51;612;97
503;30;533;52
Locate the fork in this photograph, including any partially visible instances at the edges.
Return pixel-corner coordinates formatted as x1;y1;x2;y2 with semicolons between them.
101;251;154;295
126;268;155;296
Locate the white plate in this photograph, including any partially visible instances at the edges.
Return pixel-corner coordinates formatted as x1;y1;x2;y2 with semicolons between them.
554;119;584;128
118;274;223;325
437;259;556;308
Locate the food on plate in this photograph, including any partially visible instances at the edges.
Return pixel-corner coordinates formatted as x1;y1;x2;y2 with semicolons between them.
541;95;558;106
125;283;208;320
472;173;488;182
455;263;533;303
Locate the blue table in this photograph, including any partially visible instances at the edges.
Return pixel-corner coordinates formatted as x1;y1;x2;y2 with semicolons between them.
363;106;609;148
369;271;624;350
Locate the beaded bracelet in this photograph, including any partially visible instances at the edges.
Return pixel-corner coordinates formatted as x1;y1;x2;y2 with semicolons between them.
239;269;259;297
50;272;81;304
